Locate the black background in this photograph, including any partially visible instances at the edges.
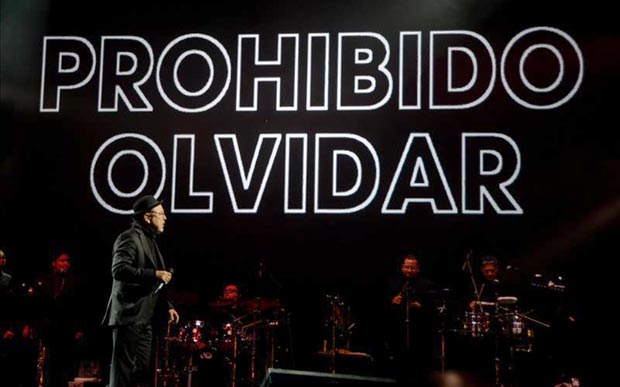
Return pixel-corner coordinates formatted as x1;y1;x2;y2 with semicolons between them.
1;0;618;382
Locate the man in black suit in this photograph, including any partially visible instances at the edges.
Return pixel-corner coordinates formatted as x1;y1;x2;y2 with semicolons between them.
386;254;438;384
102;195;180;386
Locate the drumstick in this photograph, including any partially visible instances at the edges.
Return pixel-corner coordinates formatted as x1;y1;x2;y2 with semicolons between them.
477;283;485;298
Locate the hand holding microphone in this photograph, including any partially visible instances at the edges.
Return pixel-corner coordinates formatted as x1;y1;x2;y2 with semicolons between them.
391;280;410;305
154;267;175;294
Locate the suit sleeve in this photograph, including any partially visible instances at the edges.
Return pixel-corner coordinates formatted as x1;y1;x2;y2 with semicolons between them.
111;232;156;282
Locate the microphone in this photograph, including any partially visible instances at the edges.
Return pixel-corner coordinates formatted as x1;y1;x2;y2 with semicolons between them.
154;267;175;294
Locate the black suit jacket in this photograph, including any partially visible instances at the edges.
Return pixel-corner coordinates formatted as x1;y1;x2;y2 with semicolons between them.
102;221;171;327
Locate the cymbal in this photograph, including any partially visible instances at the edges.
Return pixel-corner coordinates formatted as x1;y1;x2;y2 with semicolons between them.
497;296;518;305
209;298;238;309
240;297;279;311
472;301;496;307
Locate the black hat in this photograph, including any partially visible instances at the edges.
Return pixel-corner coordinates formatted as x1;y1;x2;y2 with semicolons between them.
132;195;163;218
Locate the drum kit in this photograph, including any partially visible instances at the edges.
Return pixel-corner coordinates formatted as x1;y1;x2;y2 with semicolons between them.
448;294;553;386
455;255;555;385
460;297;544;345
158;296;288;387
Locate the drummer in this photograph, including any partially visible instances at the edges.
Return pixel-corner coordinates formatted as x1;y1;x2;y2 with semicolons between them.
222;284;241;306
209;283;279;316
468;256;506;310
209;283;244;316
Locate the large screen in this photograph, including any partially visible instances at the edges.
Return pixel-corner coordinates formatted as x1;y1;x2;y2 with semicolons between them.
1;0;617;382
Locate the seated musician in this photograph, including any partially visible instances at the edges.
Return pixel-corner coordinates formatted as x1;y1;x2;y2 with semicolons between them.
210;283;242;311
207;283;247;328
222;284;241;305
468;255;505;310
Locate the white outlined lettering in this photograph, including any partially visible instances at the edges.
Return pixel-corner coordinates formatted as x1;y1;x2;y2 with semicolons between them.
462;133;523;214
237;34;300;111
171;135;214;213
399;32;422;110
315;133;380;213
98;36;154;112
284;134;308;213
40;36;96;112
429;31;496;110
337;33;393;110
90;133;166;214
306;34;330;111
215;134;282;213
156;33;231;113
382;133;457;214
501;27;583;110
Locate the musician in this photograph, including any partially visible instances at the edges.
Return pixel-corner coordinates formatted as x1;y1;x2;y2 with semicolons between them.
203;283;247;386
0;249;16;335
386;254;438;382
36;252;84;387
38;253;77;298
0;249;11;292
468;255;504;310
207;283;249;329
389;255;434;309
102;195;179;387
222;283;241;305
1;250;12;337
0;248;20;383
1;249;42;387
462;255;516;384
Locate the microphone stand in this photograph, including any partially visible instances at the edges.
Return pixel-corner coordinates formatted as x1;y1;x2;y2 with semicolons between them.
437;290;448;375
463;251;501;384
331;297;337;374
257;258;282;291
462;251;484;314
402;281;411;352
493;298;502;387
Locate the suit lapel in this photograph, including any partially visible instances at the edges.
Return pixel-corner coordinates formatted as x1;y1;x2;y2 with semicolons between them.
152;242;166;270
138;231;159;269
